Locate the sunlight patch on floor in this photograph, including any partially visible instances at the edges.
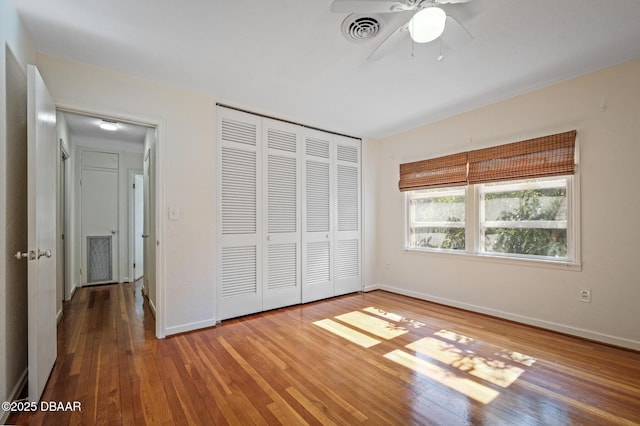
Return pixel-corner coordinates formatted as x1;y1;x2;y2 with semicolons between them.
495;349;537;367
362;307;427;329
334;311;408;340
313;318;381;348
384;349;500;404
435;329;474;344
407;337;525;388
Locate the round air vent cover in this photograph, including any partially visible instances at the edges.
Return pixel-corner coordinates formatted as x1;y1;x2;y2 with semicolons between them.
341;14;382;42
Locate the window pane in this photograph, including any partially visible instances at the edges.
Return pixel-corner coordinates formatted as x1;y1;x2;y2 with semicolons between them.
480;178;568;258
413;226;465;250
413;193;465;222
408;187;465;251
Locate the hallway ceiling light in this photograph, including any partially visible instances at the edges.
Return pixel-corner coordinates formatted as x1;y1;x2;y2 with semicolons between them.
99;120;118;131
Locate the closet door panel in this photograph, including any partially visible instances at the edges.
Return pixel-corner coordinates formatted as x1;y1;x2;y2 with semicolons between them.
302;131;334;302
217;108;263;320
334;136;362;296
262;119;301;310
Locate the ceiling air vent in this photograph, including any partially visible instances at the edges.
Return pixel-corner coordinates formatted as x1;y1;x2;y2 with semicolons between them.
341;14;382;42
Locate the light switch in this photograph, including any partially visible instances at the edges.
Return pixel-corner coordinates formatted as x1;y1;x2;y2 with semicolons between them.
168;206;180;221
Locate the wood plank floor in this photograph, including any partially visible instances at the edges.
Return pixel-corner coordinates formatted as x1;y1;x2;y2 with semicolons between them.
8;281;640;425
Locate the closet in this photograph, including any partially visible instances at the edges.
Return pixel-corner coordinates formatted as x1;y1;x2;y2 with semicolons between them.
216;106;361;320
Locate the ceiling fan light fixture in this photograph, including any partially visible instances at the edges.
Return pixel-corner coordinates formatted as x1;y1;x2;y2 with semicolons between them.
408;7;446;43
99;120;118;131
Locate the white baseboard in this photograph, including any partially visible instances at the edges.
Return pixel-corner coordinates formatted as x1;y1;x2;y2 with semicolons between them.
148;297;156;318
65;283;77;302
375;284;640;351
1;368;28;424
56;307;63;324
164;318;218;336
363;283;380;292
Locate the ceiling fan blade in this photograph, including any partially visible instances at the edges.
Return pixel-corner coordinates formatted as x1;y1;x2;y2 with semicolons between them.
330;0;411;14
367;22;409;61
435;0;473;4
440;15;473;49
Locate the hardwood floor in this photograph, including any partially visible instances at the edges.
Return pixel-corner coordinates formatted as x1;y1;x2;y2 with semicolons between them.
8;281;640;425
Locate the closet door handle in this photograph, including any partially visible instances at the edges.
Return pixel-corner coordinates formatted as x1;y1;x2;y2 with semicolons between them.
37;249;52;259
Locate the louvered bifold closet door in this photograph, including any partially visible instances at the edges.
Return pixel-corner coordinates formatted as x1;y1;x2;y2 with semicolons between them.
262;119;302;310
301;129;334;303
216;108;263;320
334;136;362;296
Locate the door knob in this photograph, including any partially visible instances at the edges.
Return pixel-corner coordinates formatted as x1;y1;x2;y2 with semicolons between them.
37;249;52;259
141;234;149;238
15;250;35;260
111;230;117;234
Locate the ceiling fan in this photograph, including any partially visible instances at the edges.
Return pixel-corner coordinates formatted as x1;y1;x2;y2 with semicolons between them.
330;0;474;61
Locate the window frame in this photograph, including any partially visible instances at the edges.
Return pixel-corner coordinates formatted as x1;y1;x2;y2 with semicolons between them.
405;186;467;251
404;173;581;269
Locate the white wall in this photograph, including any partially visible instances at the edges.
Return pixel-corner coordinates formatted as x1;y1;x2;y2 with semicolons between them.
372;58;640;350
35;53;217;336
0;0;35;420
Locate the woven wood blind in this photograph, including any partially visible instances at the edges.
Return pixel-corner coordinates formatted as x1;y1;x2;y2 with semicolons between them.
467;130;576;184
398;130;576;191
398;152;468;191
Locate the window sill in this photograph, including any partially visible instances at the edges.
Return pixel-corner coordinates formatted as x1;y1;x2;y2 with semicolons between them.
403;247;582;271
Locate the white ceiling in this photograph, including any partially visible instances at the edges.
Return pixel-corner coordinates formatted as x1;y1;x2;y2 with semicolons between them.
12;0;640;139
63;111;148;145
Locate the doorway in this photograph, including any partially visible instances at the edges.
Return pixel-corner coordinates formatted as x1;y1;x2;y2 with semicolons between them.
56;110;157;314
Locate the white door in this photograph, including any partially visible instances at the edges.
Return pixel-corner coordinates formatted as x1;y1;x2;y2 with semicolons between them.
26;64;57;403
217;108;263;320
81;168;119;285
134;174;144;280
262;119;301;310
301;130;334;303
334;136;362;295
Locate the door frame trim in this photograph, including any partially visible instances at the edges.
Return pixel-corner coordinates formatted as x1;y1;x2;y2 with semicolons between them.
56;103;166;339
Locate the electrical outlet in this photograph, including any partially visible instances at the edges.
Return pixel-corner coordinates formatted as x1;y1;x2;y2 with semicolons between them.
579;289;592;303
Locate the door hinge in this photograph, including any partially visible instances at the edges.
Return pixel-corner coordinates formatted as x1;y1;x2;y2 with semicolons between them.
133;262;136;268
133;183;136;189
80;267;82;275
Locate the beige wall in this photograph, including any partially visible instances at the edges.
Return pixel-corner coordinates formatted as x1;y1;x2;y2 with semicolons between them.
362;138;379;290
0;0;36;419
373;58;640;350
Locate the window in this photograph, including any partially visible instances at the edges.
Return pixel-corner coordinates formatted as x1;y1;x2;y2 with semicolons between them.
405;176;576;263
408;187;466;250
401;130;578;265
479;177;570;259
